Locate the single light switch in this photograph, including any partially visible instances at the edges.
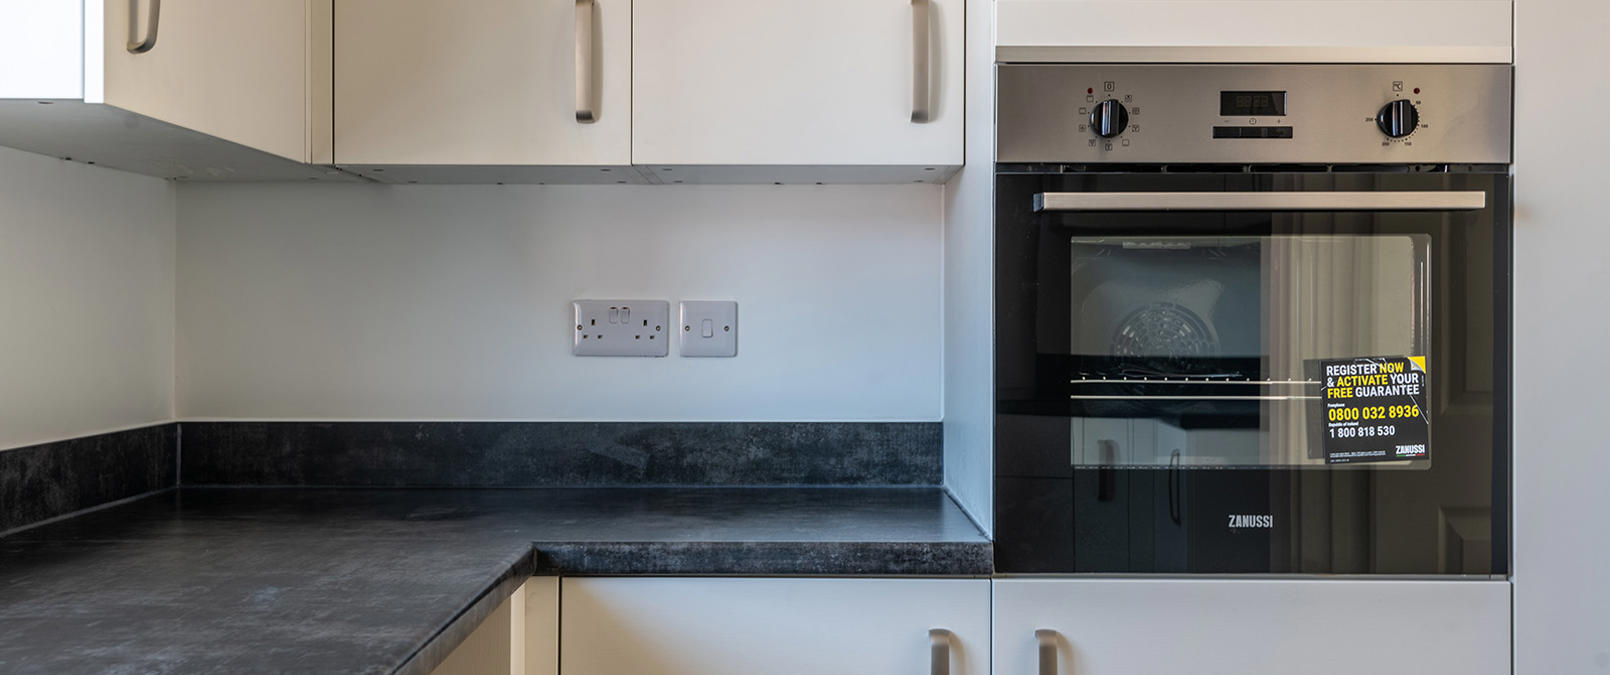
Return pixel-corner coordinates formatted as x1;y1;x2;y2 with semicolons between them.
680;301;737;357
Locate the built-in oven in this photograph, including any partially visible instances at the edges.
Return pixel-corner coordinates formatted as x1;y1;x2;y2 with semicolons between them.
993;64;1511;575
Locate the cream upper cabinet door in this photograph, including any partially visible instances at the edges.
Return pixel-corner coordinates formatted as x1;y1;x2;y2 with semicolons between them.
995;0;1512;63
103;0;326;162
995;579;1511;675
631;0;964;168
335;0;631;166
562;578;989;675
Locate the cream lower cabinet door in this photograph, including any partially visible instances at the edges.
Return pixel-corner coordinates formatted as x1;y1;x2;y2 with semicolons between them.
335;0;631;171
631;0;964;175
994;579;1511;675
432;578;559;675
103;0;328;162
562;578;989;675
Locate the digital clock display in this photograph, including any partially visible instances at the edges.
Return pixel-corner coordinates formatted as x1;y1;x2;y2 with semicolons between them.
1220;91;1287;116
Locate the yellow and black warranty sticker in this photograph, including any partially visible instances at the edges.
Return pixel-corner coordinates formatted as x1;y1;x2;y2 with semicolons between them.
1313;355;1430;464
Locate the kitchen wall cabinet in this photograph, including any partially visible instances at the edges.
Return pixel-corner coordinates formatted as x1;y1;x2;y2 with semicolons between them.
995;0;1512;64
431;578;558;675
630;0;964;183
560;578;989;675
993;578;1510;675
103;0;328;163
334;0;634;184
5;0;964;184
0;0;341;180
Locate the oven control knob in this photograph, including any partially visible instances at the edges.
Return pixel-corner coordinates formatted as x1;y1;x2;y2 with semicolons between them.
1376;99;1419;138
1089;99;1130;138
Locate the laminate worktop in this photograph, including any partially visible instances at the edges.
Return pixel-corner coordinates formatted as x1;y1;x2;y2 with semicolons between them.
0;487;990;674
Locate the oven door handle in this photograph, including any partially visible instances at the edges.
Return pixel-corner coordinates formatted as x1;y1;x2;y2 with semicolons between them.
1032;191;1487;212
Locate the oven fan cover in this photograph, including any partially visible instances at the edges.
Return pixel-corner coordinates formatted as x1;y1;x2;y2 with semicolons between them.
1111;301;1220;359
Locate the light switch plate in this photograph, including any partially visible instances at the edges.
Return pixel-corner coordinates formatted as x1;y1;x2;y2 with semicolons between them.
573;300;669;356
679;301;737;357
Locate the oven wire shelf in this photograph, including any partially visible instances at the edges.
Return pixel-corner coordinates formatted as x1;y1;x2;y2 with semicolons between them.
1068;376;1322;401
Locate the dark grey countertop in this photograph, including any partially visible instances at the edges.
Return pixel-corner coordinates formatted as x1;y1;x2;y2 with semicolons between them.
0;487;990;675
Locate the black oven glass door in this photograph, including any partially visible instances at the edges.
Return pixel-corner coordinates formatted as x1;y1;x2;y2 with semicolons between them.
994;169;1509;575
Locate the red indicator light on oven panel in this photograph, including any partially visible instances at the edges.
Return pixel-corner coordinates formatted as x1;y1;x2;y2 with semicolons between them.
1087;88;1094;94
1413;87;1421;94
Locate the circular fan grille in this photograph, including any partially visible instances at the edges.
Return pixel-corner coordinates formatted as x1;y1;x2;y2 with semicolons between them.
1111;301;1218;358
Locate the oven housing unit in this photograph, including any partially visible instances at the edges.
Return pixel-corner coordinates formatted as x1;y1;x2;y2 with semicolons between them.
992;64;1513;576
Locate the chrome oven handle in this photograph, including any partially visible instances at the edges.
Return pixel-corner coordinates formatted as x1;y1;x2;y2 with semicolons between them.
1032;191;1487;212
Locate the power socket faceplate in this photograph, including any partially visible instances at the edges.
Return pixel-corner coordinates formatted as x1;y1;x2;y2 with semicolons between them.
573;300;669;357
679;300;738;357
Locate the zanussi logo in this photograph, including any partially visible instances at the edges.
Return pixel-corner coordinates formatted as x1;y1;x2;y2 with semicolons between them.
1227;514;1274;529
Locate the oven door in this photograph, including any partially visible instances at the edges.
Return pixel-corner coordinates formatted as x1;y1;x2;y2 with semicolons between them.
994;169;1509;575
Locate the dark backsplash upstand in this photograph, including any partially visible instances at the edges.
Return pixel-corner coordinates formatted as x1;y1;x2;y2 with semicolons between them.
180;422;941;487
0;424;175;534
2;421;942;534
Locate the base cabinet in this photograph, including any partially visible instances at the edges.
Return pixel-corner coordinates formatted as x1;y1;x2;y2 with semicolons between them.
993;579;1510;675
431;579;558;675
560;577;991;675
435;577;1511;675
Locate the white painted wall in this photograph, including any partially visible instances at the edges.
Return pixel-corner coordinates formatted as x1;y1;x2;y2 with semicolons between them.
0;0;82;99
1513;1;1610;671
0;146;175;450
175;183;943;421
940;0;996;533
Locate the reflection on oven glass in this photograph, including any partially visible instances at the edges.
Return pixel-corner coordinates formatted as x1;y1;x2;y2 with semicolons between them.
1066;235;1430;469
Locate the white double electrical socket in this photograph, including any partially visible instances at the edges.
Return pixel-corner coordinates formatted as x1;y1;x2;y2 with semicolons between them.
573;300;670;357
679;301;738;357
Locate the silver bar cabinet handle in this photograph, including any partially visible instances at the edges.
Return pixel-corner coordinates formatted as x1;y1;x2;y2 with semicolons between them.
929;628;952;675
1036;629;1058;675
910;0;931;123
1033;191;1487;213
574;0;596;123
126;0;161;54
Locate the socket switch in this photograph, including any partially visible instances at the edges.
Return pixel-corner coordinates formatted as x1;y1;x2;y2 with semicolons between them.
679;301;737;357
573;300;669;356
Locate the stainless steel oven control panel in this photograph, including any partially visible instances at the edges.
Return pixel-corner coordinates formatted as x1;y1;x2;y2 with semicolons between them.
997;64;1512;164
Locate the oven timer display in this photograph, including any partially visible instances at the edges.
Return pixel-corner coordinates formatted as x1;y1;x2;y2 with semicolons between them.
1220;91;1287;117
